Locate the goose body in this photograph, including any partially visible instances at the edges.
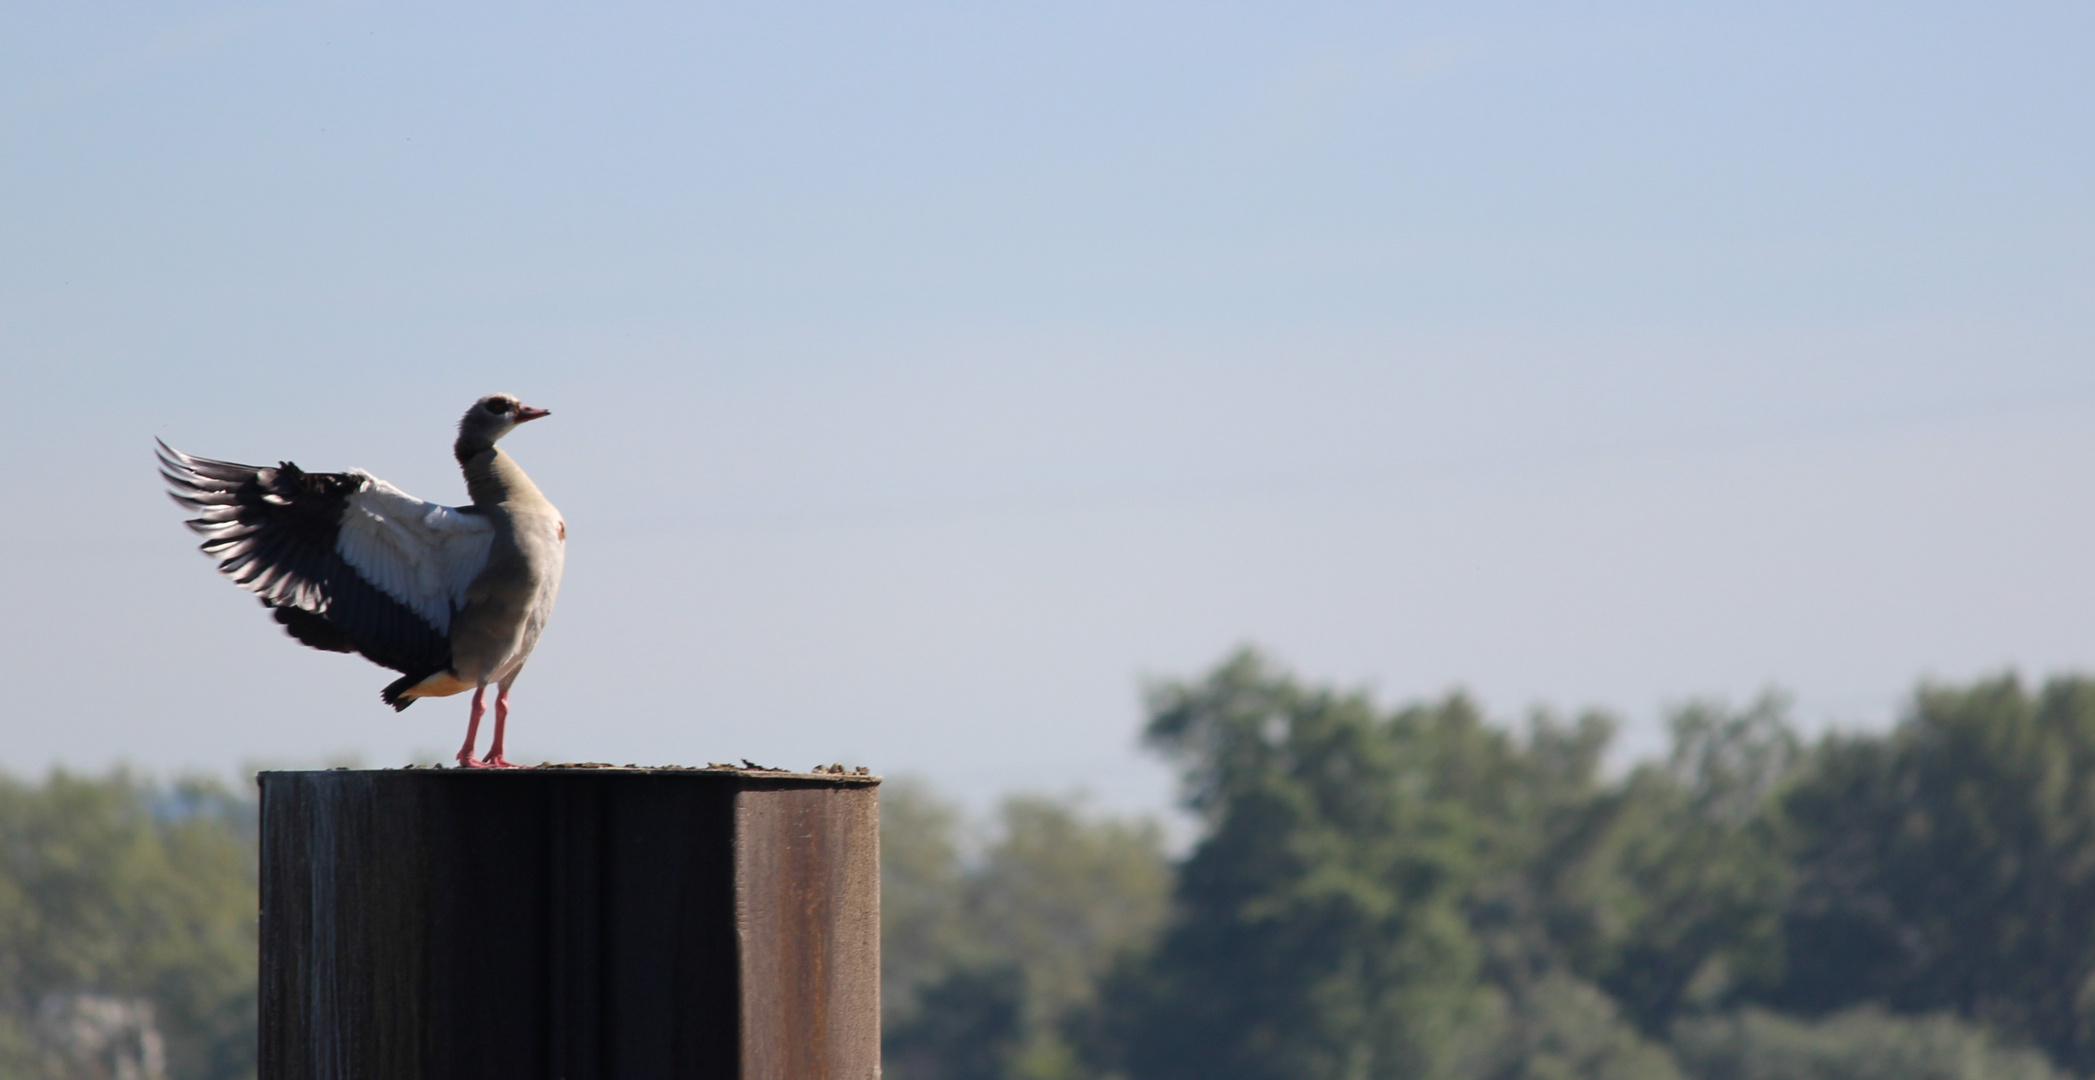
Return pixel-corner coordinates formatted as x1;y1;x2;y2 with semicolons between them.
158;394;563;767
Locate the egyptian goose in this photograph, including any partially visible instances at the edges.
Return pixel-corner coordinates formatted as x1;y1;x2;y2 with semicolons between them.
157;394;566;768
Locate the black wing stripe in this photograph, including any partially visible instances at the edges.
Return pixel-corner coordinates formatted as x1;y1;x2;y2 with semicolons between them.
156;439;452;682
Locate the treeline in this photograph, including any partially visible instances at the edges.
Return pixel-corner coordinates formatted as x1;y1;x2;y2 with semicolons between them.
0;772;255;1080
9;652;2095;1079
882;650;2095;1080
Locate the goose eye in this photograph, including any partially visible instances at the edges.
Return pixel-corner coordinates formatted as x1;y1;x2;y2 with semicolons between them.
485;400;510;415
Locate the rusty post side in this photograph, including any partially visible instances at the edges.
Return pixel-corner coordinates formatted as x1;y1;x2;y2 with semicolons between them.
736;781;882;1080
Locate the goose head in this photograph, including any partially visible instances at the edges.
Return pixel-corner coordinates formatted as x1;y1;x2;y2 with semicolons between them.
460;393;549;442
456;393;550;458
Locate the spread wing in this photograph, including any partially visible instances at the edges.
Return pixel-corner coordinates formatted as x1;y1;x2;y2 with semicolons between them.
156;440;495;680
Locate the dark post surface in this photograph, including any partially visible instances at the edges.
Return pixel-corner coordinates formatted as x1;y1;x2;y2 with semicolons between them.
259;767;880;1080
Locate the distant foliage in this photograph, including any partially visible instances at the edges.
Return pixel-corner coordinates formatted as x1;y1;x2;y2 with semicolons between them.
1055;650;2072;1080
883;778;973;1028
0;772;257;1080
881;780;1172;1080
1093;651;1505;1080
1672;1007;2066;1080
1770;675;2095;1073
1478;972;1683;1080
1540;694;1797;1035
1084;652;1806;1080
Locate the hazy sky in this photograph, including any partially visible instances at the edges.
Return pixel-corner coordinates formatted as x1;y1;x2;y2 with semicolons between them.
3;1;2091;816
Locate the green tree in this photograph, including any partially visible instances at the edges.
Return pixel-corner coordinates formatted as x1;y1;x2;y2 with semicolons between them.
1463;710;1693;1080
1092;652;1818;1080
1479;972;1684;1080
0;771;257;1080
883;778;974;1033
888;966;1029;1080
975;795;1172;1078
1095;650;1504;1080
1672;1007;2065;1080
1541;697;1797;1034
883;781;1171;1080
893;657;2095;1079
1770;674;2095;1072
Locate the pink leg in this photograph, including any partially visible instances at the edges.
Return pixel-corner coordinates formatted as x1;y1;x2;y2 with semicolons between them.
485;684;524;768
456;685;491;769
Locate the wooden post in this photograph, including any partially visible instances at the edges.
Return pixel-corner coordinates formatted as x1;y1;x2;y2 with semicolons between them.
257;767;880;1080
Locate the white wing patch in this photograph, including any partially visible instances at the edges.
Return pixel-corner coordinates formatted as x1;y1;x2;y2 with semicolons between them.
333;473;495;635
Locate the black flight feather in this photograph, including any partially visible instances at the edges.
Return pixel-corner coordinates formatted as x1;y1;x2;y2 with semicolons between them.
156;439;452;706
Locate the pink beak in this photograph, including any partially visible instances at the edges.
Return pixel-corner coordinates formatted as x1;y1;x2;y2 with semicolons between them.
515;405;551;423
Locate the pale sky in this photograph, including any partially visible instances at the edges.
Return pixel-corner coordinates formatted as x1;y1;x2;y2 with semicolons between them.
2;1;2091;817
